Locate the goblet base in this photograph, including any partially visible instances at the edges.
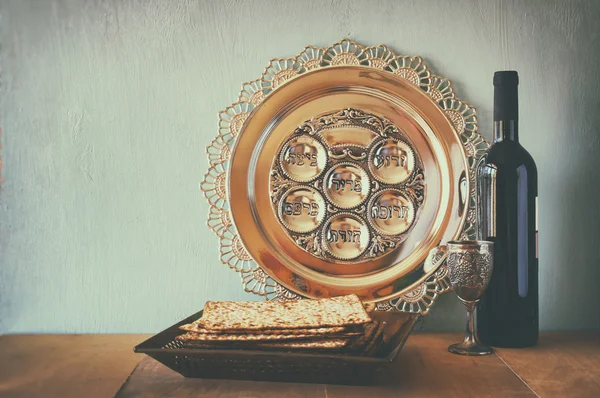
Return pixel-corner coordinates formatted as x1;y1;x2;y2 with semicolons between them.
448;340;493;356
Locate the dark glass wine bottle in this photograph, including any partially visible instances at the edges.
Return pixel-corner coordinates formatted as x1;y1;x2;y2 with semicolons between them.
476;71;539;348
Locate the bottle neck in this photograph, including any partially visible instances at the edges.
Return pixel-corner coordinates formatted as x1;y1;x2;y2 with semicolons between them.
494;120;519;142
493;72;518;143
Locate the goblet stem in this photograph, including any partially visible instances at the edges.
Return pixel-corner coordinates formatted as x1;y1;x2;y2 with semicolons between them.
462;300;477;345
448;299;493;355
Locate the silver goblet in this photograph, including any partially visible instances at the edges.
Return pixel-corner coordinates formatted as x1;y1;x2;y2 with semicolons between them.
446;240;494;356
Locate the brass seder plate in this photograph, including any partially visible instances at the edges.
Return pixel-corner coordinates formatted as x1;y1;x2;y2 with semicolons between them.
229;66;468;303
201;39;489;313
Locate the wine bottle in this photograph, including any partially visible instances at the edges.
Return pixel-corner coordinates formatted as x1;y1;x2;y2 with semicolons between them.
476;71;539;348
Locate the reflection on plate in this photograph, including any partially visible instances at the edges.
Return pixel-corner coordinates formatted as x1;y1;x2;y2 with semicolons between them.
369;139;416;184
278;186;326;234
279;135;328;182
368;189;416;236
322;213;371;260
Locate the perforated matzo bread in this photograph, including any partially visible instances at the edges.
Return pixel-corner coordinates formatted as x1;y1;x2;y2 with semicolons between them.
176;331;355;342
347;321;379;352
362;321;386;356
198;294;371;331
179;323;351;335
181;338;350;351
255;338;350;350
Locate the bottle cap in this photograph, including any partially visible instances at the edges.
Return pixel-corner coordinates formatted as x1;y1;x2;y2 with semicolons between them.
493;71;519;121
494;71;519;86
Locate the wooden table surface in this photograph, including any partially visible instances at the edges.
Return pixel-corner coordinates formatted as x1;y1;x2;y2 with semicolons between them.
0;333;598;398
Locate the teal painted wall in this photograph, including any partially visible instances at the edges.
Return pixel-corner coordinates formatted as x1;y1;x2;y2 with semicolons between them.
1;0;599;333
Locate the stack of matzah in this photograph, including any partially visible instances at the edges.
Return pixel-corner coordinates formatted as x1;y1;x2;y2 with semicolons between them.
176;294;385;356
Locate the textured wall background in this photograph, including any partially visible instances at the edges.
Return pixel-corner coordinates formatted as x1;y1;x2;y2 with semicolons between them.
1;0;599;333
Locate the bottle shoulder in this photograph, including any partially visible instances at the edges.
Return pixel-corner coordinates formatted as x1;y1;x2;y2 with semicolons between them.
482;140;537;170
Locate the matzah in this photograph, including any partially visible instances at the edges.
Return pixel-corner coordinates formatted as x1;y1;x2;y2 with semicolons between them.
176;330;356;342
180;338;350;351
255;338;350;350
179;323;351;335
197;294;371;331
347;321;379;352
362;321;386;356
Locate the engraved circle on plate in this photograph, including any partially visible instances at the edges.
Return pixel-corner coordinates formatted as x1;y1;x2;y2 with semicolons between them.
278;186;326;233
322;214;370;260
323;162;370;209
368;189;416;236
279;135;328;182
369;139;416;184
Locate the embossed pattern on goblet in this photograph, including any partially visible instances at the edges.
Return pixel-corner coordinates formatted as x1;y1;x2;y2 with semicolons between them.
447;249;492;302
446;240;494;356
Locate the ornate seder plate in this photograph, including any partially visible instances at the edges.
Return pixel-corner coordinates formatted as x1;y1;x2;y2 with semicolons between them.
201;39;489;314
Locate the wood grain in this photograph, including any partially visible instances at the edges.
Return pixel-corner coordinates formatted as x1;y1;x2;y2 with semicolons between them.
2;333;599;397
495;332;600;398
115;356;326;398
0;334;147;398
326;333;536;398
